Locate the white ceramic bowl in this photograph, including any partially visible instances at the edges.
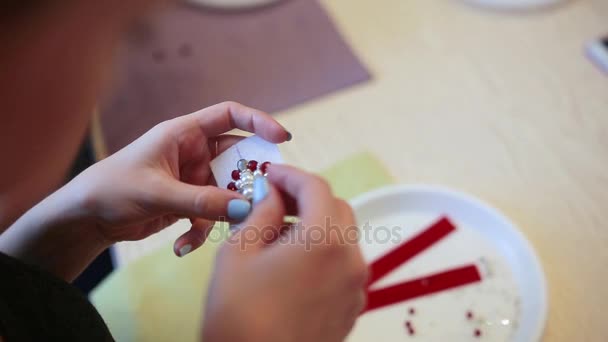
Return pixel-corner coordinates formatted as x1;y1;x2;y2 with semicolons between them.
463;0;568;11
348;185;547;342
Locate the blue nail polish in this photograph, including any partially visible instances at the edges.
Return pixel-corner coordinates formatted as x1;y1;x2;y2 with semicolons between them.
253;176;269;205
179;244;192;257
227;199;251;222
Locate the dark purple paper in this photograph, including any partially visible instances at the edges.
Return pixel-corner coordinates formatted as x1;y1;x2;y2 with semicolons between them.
99;0;371;153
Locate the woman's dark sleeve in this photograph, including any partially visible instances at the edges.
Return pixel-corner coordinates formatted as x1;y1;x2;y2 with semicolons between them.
0;252;113;341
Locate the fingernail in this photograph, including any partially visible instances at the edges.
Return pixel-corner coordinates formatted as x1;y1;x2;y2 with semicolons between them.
227;199;251;222
179;244;192;257
286;131;293;141
229;223;244;233
253;176;269;205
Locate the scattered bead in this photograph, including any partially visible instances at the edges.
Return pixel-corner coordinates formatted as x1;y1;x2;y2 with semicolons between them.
404;321;415;336
178;44;193;58
227;182;237;191
231;170;240;181
474;329;482;338
152;50;166;63
467;311;474;320
247;160;258;172
409;308;416;315
260;161;271;174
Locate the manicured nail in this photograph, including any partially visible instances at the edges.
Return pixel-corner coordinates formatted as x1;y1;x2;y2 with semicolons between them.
286;131;293;141
253;176;269;205
179;244;192;257
229;223;243;233
227;199;251;222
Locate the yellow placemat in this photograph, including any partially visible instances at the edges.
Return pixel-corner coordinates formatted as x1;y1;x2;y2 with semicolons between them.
91;152;393;342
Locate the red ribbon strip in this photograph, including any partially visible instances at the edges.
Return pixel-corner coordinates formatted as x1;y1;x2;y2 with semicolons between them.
363;264;482;313
367;217;456;287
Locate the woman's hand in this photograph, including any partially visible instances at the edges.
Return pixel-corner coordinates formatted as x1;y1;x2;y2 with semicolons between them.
202;165;368;342
0;102;290;280
73;102;289;251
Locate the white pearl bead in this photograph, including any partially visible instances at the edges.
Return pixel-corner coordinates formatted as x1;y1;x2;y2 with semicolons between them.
241;173;253;183
253;170;263;177
237;159;248;171
242;187;253;199
235;180;243;189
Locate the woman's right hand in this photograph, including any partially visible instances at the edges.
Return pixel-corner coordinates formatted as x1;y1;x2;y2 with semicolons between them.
202;165;368;342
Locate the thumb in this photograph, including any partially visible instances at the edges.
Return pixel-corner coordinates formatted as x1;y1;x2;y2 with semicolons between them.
235;176;287;251
156;179;249;222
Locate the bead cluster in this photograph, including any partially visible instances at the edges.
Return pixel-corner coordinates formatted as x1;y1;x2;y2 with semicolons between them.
227;159;271;200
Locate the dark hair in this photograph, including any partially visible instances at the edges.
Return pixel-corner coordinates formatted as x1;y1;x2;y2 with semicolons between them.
0;2;48;23
1;2;43;14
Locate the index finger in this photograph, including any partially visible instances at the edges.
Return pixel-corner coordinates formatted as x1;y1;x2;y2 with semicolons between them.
186;101;290;143
266;164;335;222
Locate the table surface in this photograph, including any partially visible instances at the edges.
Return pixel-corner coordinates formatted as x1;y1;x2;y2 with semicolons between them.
98;0;608;340
280;0;608;340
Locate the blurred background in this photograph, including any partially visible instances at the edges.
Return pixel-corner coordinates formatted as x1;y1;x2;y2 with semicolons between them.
61;0;608;340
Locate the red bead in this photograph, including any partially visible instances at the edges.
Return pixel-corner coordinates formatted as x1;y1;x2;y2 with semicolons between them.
474;329;482;338
409;307;416;315
247;160;258;172
260;161;271;174
466;311;474;320
404;321;414;335
231;170;240;180
227;182;237;191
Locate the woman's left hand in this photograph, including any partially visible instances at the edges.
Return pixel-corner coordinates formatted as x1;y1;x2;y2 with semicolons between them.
1;102;289;280
70;101;290;255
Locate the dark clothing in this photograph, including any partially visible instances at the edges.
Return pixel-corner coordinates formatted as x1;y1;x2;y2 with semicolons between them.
0;252;113;341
